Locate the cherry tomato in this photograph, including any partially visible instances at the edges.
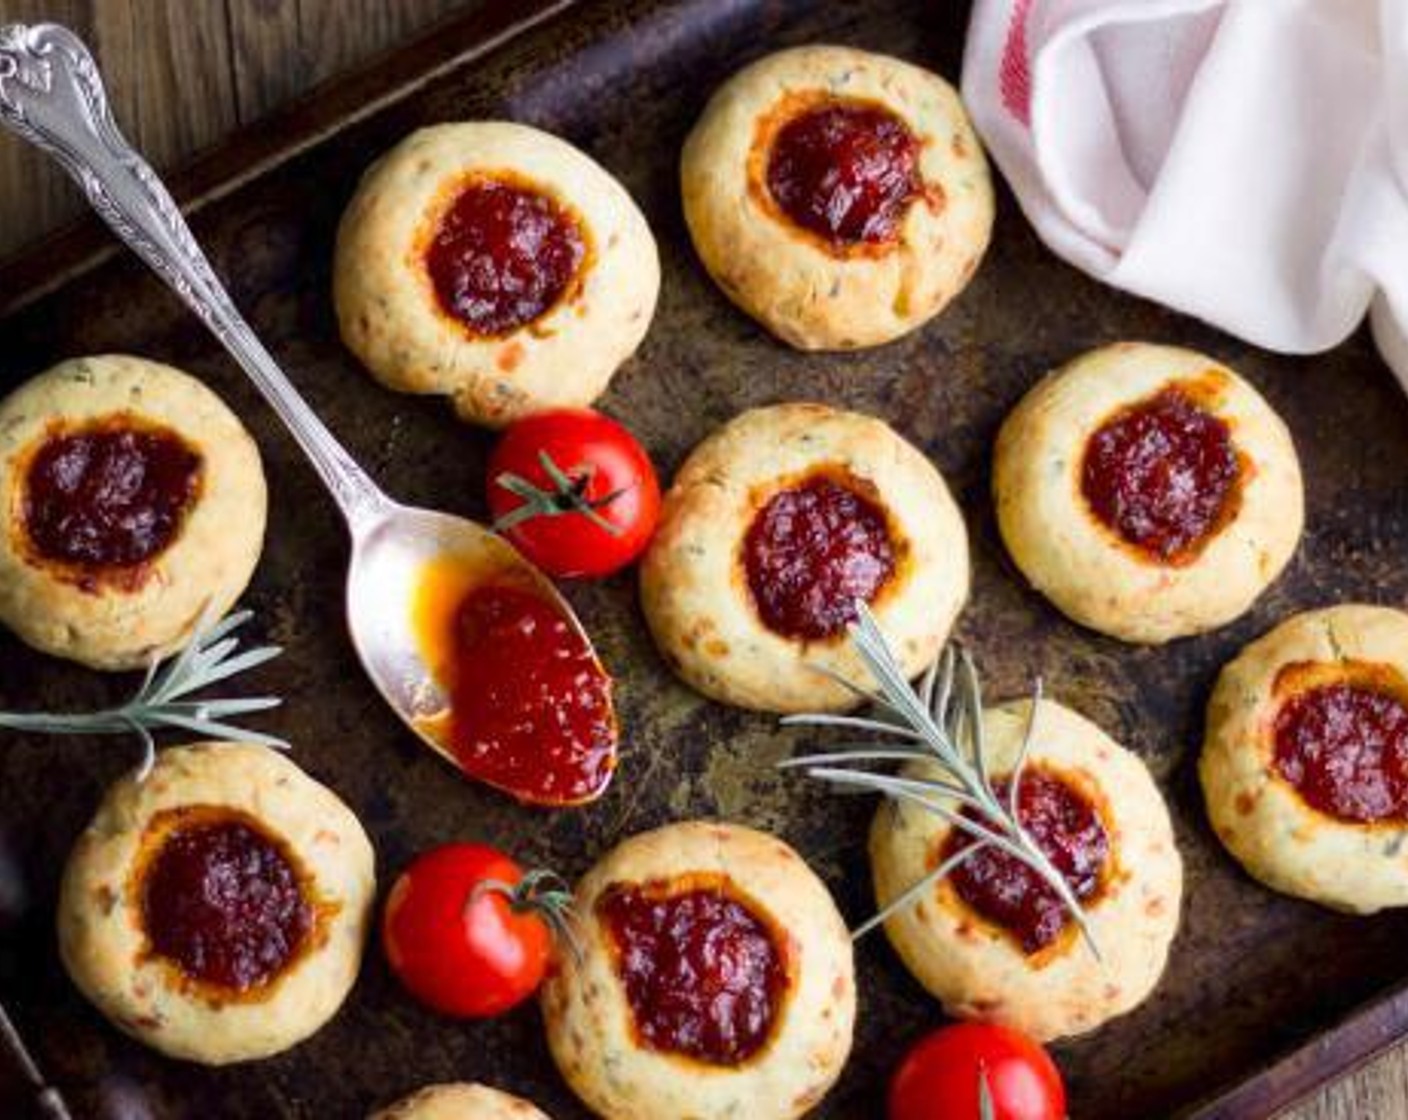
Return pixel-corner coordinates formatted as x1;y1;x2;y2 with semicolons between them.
488;408;660;579
381;843;573;1018
888;1023;1066;1120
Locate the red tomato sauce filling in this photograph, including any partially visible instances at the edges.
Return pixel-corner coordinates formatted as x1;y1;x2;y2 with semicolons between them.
765;99;921;246
1080;387;1240;562
743;474;897;641
425;176;586;337
22;418;202;572
442;584;615;806
942;771;1109;954
1274;682;1408;822
140;811;311;992
600;881;786;1065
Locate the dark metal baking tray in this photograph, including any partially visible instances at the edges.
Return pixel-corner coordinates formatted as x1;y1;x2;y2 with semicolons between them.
2;1;1407;1116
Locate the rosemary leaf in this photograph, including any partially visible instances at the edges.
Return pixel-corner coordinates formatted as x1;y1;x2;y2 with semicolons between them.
851;840;988;942
1008;683;1043;822
139;713;286;746
931;646;956;725
780;712;926;741
0;608;286;780
812;771;1043;864
775;748;932;769
180;644;282;692
162;697;282;718
799;661;904;714
961;650;991;789
189;607;252;647
801;767;985;812
917;655;941;713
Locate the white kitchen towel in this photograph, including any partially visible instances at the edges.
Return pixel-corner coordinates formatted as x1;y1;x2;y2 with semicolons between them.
962;0;1408;388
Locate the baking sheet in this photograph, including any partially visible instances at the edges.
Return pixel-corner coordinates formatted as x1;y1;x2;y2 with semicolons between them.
2;1;1408;1115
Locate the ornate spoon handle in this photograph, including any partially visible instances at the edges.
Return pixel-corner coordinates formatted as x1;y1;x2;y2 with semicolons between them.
0;22;388;528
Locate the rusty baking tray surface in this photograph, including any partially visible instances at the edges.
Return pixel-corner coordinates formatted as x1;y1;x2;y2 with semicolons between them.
2;1;1407;1117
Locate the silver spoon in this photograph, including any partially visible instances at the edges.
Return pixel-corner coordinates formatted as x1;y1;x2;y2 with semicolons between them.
0;23;610;790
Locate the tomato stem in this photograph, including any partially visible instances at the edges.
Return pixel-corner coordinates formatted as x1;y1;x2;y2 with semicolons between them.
492;450;630;538
472;868;582;961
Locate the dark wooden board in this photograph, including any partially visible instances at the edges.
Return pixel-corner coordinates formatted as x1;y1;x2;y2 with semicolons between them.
2;1;1407;1117
0;0;474;262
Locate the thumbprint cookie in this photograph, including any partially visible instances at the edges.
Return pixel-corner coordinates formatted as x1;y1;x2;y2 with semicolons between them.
681;45;993;350
1201;605;1408;913
870;699;1182;1041
0;355;267;669
370;1083;550;1120
541;821;854;1120
640;402;969;713
335;122;659;428
58;742;375;1064
994;343;1303;643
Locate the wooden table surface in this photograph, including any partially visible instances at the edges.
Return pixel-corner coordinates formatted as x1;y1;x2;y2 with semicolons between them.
0;2;1403;1117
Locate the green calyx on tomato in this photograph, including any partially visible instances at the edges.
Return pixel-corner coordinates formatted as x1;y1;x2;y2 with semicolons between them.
471;865;582;961
493;449;630;539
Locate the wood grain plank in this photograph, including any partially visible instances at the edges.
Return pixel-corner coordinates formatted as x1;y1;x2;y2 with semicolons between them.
290;0;463;111
225;0;310;121
0;0;461;261
0;0;95;253
0;0;237;259
0;3;1403;1118
223;0;465;138
114;0;238;161
1292;1048;1408;1119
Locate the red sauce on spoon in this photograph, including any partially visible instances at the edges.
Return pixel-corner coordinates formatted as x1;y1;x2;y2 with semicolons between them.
411;558;616;806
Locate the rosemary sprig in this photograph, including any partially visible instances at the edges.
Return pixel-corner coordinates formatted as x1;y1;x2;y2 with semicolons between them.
0;608;286;781
779;602;1099;958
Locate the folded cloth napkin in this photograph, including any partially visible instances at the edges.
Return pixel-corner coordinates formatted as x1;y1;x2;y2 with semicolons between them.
962;0;1408;388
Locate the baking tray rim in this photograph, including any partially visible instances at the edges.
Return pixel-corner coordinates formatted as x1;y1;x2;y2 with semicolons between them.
0;1;1403;1116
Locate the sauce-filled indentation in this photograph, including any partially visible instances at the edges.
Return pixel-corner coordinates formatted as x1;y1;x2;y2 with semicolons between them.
426;176;587;337
600;881;785;1065
140;811;311;992
1274;682;1408;823
422;578;615;805
23;418;202;571
766;99;921;246
743;473;897;641
942;770;1109;954
1081;387;1240;563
